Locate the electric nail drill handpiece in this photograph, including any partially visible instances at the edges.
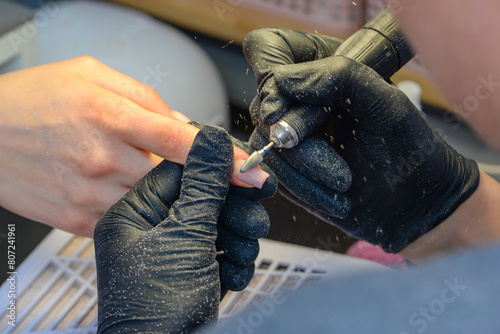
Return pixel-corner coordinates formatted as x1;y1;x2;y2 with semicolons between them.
240;6;414;173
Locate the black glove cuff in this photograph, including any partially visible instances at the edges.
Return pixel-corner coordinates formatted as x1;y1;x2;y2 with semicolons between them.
383;156;480;253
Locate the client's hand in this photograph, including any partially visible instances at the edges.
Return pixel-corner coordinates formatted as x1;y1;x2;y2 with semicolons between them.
0;57;268;236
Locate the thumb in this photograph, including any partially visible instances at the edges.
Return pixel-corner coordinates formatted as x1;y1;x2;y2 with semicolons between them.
165;125;233;229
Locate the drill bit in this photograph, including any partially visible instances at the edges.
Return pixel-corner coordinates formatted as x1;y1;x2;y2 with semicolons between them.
240;117;301;173
239;140;276;173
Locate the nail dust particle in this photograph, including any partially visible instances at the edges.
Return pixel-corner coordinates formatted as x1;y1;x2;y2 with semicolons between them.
222;40;234;48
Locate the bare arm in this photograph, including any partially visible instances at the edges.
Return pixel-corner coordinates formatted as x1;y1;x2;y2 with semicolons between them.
400;171;500;262
390;0;500;149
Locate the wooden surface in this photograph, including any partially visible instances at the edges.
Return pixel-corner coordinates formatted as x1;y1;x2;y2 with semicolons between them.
106;0;450;110
106;0;360;43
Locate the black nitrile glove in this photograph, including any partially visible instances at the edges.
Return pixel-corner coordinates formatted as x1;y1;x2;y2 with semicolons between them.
243;28;353;220
94;126;274;333
268;55;480;253
188;122;278;293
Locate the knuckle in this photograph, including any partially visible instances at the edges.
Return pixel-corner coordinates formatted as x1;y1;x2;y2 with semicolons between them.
79;97;126;140
129;81;162;105
72;55;101;68
62;210;97;237
73;144;114;177
66;183;96;207
84;157;114;177
88;102;120;135
142;84;160;100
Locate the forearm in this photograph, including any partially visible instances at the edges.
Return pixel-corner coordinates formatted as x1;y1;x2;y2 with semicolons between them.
390;0;500;148
400;171;500;262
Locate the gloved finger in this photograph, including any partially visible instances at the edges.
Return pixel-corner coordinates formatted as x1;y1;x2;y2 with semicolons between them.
258;76;292;125
218;256;255;291
190;120;278;201
216;225;260;266
161;125;232;231
250;129;352;219
219;195;270;239
94;159;183;252
276;135;352;193
227;175;277;202
272;57;342;106
249;95;265;127
273;55;391;112
250;92;290;128
243;28;344;84
253;124;352;193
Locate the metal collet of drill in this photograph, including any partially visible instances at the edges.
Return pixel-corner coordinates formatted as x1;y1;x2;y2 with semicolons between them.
240;115;302;173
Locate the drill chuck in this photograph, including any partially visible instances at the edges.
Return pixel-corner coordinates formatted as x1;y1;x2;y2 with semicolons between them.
270;104;332;149
270;118;300;149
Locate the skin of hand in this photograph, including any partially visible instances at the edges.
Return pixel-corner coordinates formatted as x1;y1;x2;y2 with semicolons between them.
266;56;480;253
382;0;500;259
400;170;500;263
0;57;269;237
389;0;500;149
95;126;262;333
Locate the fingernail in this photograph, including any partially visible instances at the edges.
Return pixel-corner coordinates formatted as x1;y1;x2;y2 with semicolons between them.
234;160;270;189
171;110;191;123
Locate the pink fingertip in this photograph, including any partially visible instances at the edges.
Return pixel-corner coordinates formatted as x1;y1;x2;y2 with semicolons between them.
234;160;269;189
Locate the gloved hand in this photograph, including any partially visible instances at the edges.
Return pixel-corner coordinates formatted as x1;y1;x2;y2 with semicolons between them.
94;125;276;333
266;55;480;253
243;28;353;220
189;122;277;293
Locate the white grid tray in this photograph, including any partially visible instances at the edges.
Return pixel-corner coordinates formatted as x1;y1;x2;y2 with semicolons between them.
0;229;384;333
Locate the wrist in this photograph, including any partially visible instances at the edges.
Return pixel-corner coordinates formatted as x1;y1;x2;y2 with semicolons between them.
400;170;500;263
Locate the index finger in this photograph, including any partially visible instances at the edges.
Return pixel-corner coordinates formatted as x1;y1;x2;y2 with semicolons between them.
66;56;189;122
112;103;269;189
243;28;343;84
